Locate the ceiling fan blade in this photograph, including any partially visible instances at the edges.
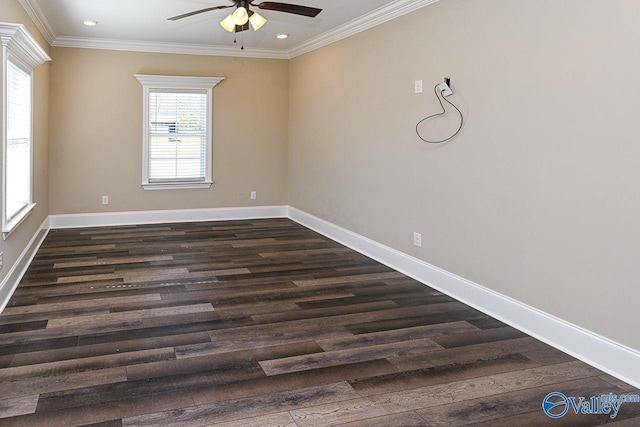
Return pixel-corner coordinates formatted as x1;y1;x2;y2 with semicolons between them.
168;5;232;21
254;2;322;18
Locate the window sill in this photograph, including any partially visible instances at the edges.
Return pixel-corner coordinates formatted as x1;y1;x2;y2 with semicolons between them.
3;203;36;240
142;181;213;191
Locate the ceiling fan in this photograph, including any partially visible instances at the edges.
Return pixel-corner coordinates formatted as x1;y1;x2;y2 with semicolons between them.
168;0;322;33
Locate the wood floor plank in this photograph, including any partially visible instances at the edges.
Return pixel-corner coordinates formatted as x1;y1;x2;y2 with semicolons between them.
489;360;603;391
212;302;474;342
130;341;324;380
46;303;215;329
0;367;127;400
36;364;265;412
609;417;640;426
189;359;398;406
204;411;298;427
292;272;404;287
465;400;640;427
316;321;479;351
521;346;577;365
290;376;506;426
0;319;48;333
348;353;539;397
175;328;350;358
387;336;552;371
0;218;636;426
0;395;39;419
251;300;400;324
53;255;174;269
75;315;254;347
345;306;486;335
122;382;359;427
416;376;626;426
1;389;196;427
1;294;162;316
6;331;211;368
429;326;528;348
0;347;175;381
259;338;441;376
332;410;428;427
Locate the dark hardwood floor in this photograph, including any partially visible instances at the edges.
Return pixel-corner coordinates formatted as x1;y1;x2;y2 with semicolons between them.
0;218;638;426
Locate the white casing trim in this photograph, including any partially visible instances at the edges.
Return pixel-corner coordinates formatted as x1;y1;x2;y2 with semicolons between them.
0;22;51;67
287;206;640;389
49;205;288;229
0;216;49;312
134;74;223;191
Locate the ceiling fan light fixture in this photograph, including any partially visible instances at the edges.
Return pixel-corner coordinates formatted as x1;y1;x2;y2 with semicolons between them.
249;12;267;31
232;7;249;26
220;14;235;32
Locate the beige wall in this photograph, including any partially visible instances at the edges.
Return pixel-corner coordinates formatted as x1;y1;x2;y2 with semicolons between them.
49;48;288;213
4;0;639;355
289;0;640;351
0;0;50;285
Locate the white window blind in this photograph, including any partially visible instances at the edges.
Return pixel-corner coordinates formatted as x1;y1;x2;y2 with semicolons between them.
148;90;207;182
5;60;31;222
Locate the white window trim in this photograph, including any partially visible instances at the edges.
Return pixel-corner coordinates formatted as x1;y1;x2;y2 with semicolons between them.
134;74;223;191
1;23;50;239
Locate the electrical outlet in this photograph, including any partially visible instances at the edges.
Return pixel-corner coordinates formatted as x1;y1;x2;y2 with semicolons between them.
414;80;423;94
413;232;422;248
101;195;109;205
438;78;453;97
250;191;257;200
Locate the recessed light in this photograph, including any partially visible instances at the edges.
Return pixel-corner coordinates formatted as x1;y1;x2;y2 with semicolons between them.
83;20;98;27
276;34;289;40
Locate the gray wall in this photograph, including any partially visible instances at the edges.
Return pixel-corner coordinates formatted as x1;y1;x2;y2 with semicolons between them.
289;0;640;351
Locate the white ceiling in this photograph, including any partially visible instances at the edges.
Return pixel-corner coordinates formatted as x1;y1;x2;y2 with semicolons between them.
18;0;438;58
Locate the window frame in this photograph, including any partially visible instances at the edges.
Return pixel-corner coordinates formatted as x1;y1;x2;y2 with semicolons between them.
1;23;50;239
134;74;224;191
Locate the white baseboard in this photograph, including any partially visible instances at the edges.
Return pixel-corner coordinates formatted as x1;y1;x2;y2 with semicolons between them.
0;217;50;312
49;205;288;229
288;206;640;389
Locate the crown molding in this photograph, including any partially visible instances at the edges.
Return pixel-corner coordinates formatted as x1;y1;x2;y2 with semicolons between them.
51;36;289;59
287;0;440;58
17;0;56;45
20;0;440;59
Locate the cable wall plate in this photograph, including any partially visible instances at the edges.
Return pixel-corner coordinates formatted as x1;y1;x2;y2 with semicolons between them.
438;81;453;97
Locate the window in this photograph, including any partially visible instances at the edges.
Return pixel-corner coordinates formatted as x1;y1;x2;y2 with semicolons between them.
6;61;31;222
135;75;224;190
1;23;50;238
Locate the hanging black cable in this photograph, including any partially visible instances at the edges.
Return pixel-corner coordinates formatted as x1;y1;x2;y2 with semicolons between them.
416;84;464;144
